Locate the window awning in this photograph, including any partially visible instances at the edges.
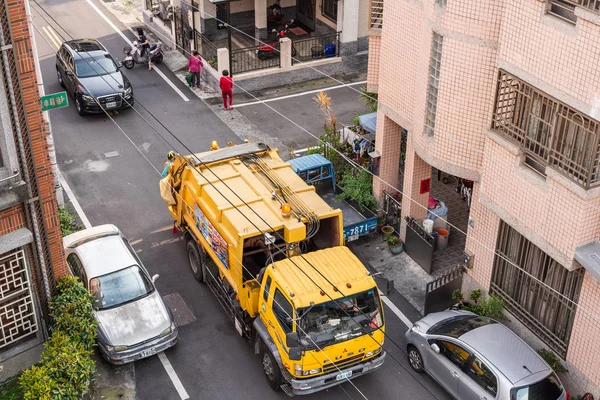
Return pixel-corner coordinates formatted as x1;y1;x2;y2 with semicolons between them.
574;240;600;282
358;112;377;135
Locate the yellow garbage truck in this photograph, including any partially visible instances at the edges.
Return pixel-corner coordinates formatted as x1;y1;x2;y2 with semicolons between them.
162;142;385;395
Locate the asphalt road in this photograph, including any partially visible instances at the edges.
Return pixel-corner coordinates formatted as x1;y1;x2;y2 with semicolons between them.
32;0;450;399
235;85;372;150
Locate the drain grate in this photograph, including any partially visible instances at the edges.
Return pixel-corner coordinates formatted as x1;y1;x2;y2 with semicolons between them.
162;292;196;327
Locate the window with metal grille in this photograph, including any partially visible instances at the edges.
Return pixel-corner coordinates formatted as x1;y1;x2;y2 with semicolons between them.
0;249;39;349
548;0;577;23
370;0;383;29
492;70;600;189
491;221;584;358
322;0;338;22
425;33;443;137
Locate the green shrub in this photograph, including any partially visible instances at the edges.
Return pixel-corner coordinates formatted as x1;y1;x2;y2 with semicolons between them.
451;289;464;303
478;294;504;318
469;289;482;304
19;365;56;400
337;170;377;212
58;207;80;237
538;348;568;373
20;276;97;399
50;276;97;351
41;332;95;399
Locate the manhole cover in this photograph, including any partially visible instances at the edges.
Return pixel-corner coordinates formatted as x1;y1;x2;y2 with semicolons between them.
162;292;196;327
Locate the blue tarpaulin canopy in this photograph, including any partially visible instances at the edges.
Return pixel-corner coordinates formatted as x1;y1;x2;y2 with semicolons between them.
358;112;377;135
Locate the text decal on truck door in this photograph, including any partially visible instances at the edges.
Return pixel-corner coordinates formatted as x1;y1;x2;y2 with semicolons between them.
194;204;229;268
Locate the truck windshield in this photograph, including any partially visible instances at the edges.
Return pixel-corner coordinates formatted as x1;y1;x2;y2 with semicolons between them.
297;288;382;349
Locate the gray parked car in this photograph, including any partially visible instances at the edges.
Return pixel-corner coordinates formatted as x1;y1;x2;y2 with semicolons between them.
63;224;178;364
405;310;569;400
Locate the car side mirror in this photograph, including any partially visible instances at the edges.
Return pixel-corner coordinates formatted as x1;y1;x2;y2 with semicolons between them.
65;70;74;76
152;274;160;283
430;343;441;354
117;61;123;69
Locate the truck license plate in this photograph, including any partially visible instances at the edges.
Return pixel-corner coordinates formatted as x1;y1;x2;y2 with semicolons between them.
141;347;156;358
106;101;117;109
347;234;359;242
336;371;352;381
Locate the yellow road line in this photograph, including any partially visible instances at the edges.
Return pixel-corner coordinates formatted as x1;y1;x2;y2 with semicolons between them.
42;26;61;50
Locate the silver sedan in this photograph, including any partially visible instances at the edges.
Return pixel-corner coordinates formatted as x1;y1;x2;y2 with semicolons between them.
63;224;178;364
405;310;569;400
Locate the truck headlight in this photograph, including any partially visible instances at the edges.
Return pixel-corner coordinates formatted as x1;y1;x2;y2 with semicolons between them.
105;344;128;352
303;368;321;376
160;321;176;337
365;348;382;358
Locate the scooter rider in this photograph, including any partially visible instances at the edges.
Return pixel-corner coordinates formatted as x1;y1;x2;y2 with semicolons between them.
136;28;152;71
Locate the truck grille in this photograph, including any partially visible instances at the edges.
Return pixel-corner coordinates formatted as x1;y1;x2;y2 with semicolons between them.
322;353;364;374
97;94;122;109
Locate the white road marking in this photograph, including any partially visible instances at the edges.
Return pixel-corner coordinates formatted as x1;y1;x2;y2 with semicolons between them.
158;352;190;400
381;294;414;328
57;169;91;229
84;0;190;102
234;80;368;108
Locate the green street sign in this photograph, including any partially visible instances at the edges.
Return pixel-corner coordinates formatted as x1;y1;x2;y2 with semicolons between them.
40;91;68;112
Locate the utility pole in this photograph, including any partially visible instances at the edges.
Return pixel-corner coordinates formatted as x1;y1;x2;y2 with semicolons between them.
227;0;232;77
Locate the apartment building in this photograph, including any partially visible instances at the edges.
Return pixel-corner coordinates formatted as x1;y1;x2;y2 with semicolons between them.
368;0;600;395
0;0;67;381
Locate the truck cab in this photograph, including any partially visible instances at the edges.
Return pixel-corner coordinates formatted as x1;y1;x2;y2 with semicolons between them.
288;154;378;242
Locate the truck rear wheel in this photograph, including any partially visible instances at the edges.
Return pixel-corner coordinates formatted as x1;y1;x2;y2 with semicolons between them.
262;345;282;391
186;240;205;283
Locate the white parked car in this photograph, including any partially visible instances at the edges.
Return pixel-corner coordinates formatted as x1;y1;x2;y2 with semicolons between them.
63;224;178;364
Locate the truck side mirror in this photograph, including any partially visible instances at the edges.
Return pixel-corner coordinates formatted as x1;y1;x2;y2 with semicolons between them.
289;347;302;361
286;332;299;348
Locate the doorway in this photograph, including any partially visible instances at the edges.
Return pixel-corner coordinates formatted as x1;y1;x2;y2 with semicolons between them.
296;0;316;31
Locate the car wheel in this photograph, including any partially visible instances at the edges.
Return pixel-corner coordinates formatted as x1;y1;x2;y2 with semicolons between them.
262;345;282;391
408;345;424;373
57;68;64;88
291;47;297;57
75;96;86;116
123;59;135;69
186;239;204;283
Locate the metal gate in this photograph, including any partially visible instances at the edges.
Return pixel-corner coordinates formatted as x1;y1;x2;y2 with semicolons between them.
424;264;464;315
173;6;191;56
382;191;401;233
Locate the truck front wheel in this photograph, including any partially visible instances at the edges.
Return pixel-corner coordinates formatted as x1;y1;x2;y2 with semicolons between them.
262;346;282;391
186;240;205;283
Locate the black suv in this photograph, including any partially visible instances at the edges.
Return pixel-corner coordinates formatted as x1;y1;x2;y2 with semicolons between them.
56;39;134;116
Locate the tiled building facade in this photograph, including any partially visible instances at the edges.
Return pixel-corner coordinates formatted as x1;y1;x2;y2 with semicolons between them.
368;0;600;395
0;0;66;381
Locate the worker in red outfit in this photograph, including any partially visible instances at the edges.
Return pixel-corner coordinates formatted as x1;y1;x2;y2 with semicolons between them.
220;70;234;110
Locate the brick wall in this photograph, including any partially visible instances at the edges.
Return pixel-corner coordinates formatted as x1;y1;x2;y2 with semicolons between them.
0;0;68;301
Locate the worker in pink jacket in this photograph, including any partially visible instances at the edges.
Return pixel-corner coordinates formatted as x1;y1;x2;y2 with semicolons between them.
188;50;204;89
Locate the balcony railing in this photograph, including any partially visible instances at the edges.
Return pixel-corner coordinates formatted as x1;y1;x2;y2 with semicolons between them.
370;0;383;30
492;70;600;190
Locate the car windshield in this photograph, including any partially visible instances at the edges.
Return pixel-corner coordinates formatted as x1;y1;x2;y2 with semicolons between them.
296;288;382;349
75;55;118;78
511;372;563;400
89;265;153;310
427;314;497;337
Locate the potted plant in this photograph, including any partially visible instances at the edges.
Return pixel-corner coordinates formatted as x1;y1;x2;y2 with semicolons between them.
381;225;394;238
387;235;404;254
451;289;465;309
376;216;386;233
